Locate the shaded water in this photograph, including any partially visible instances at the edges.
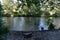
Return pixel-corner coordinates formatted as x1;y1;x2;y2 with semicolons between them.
2;17;60;31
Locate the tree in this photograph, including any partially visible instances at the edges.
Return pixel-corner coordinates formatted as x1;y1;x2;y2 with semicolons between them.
1;0;60;16
47;17;55;30
48;23;55;30
40;0;60;16
0;18;9;40
0;2;3;17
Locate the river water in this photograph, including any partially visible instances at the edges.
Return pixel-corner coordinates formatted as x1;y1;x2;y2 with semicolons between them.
2;17;60;31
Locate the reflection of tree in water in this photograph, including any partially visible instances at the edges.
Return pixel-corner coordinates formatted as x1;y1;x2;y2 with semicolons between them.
47;17;55;30
24;17;39;31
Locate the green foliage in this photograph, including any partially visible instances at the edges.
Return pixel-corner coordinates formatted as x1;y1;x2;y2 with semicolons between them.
0;3;3;17
49;1;54;6
26;0;40;7
50;7;54;11
48;23;55;30
0;0;60;16
0;18;9;40
47;17;55;30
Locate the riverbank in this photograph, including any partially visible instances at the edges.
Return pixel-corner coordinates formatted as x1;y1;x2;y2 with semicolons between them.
1;14;60;17
7;29;60;40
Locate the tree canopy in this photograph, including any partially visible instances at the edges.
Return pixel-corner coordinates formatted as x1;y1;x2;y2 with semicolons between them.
0;0;60;17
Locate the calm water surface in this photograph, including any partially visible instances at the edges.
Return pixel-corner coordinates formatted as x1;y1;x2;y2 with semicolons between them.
2;17;60;31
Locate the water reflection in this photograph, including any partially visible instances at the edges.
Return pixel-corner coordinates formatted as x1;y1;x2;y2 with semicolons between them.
38;17;48;30
12;17;25;31
2;17;14;27
54;17;60;29
47;17;55;30
2;17;60;31
23;17;39;31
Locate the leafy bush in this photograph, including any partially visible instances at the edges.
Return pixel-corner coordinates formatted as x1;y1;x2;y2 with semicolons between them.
0;18;10;40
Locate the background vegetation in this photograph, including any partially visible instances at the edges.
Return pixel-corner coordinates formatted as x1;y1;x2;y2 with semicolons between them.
0;17;10;40
0;0;60;17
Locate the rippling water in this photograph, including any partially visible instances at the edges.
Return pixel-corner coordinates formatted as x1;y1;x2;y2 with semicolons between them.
2;17;60;31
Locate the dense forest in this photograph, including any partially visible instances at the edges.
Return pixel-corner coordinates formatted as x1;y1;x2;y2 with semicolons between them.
0;0;60;17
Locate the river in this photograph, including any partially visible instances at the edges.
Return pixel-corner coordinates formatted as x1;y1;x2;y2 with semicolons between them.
2;17;60;31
